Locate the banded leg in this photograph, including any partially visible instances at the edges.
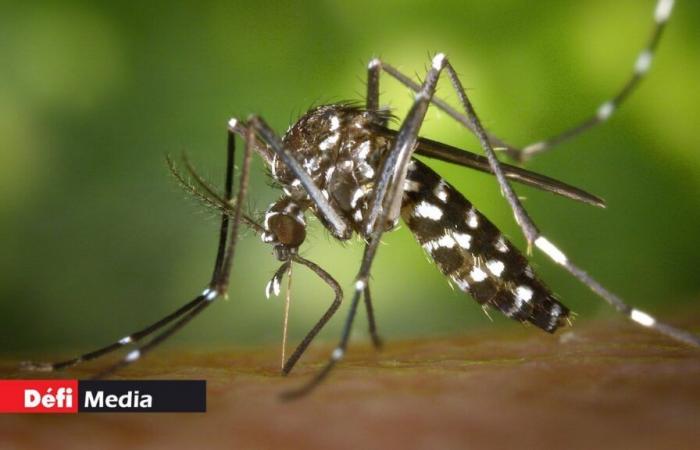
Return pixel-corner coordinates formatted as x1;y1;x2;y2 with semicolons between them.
89;121;256;377
244;115;388;371
435;54;700;347
518;0;676;161
368;0;676;162
247;115;352;241
23;120;255;375
283;56;448;398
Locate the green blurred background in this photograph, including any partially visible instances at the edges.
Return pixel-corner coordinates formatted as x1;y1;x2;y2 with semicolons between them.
1;0;699;355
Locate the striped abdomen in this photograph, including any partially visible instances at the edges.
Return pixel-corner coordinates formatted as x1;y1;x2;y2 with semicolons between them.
401;159;569;332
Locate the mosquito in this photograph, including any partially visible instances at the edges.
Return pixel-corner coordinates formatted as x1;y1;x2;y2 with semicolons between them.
24;0;698;398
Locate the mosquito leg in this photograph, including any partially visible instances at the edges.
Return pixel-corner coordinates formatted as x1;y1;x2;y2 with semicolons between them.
20;293;210;372
375;1;675;163
518;0;676;161
533;237;699;347
209;127;237;284
247;115;352;241
90;298;212;379
363;284;383;350
281;255;343;375
84;121;257;377
365;54;446;234
283;55;448;398
280;273;360;400
23;119;252;374
210;121;254;294
282;239;389;398
438;56;700;347
234;116;360;377
377;60;516;156
439;59;541;248
22;125;238;372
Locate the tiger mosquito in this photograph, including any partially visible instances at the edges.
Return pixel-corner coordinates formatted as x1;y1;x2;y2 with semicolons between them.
23;0;698;397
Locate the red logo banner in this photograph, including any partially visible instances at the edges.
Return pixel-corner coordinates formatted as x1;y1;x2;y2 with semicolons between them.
0;380;78;414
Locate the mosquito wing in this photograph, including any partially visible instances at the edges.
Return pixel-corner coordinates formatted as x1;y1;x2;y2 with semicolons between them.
375;127;605;208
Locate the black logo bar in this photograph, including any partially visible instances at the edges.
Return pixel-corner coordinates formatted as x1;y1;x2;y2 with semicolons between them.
78;380;206;413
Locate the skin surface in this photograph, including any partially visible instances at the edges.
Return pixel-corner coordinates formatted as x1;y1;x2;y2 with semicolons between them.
1;315;699;450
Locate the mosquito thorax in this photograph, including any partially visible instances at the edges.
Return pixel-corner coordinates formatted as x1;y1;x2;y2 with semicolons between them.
268;104;393;240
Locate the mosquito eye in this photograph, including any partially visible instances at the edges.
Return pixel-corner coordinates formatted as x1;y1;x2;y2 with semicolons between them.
269;214;306;248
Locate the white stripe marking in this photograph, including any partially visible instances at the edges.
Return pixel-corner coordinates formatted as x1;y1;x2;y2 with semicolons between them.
414;201;444;220
272;277;281;296
350;188;364;208
202;288;218;301
125;350;141;362
466;209;479;228
655;0;674;23
434;181;449;202
264;211;279;229
549;304;562;328
486;260;505;277
436;234;456;248
453;232;472;249
515;285;534;303
522;141;546;155
358;162;375;179
432;53;446;70
596;101;615;121
535;236;568;265
330;116;340;131
353;209;363;222
634;50;653;74
357;140;371;159
495;235;509;253
423;233;457;252
325;166;335;182
319;133;340;151
470;267;488;282
332;348;344;361
265;277;281;299
630;309;656;327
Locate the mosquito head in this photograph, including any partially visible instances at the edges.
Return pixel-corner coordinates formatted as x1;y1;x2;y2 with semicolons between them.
268;214;305;261
262;197;307;261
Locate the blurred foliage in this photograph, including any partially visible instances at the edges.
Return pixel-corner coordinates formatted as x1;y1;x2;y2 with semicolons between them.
1;0;699;353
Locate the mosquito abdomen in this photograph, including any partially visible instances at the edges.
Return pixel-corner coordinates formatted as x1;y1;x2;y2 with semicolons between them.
401;158;569;332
